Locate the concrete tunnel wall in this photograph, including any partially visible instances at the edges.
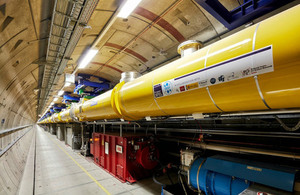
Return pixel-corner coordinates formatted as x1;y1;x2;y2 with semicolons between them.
0;127;34;194
0;0;45;193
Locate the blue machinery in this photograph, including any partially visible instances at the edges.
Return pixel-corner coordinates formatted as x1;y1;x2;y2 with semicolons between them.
195;0;294;30
74;73;110;95
51;104;66;113
63;94;80;102
188;155;297;194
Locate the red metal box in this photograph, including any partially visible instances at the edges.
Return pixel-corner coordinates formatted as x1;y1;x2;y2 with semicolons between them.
91;133;159;183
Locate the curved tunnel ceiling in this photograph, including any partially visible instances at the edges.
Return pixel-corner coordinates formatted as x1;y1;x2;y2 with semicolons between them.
50;0;236;110
0;0;51;127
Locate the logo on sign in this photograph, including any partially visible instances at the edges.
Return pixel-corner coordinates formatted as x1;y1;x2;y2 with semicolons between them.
210;78;216;84
163;81;173;95
242;68;251;76
116;145;123;154
179;86;185;92
199;80;208;87
227;72;238;81
218;75;225;82
154;84;163;98
186;82;199;90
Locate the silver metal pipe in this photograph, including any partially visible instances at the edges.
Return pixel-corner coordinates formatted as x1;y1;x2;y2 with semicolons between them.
167;139;300;160
166;111;300;120
120;125;122;137
86;121;131;125
81;123;84;150
0;125;32;135
109;126;300;139
219;109;300;116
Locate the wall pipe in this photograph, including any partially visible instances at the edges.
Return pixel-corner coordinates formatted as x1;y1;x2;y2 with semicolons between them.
162;138;300;160
108;126;300;139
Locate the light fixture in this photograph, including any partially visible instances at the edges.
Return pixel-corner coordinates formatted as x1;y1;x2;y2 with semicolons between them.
50;102;54;105
78;49;98;69
117;0;142;18
58;90;64;96
64;82;71;87
53;97;58;101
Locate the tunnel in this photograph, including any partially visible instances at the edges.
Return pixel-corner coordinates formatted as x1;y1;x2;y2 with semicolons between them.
0;0;300;194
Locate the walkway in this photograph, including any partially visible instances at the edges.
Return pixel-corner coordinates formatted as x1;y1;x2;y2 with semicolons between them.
20;126;162;195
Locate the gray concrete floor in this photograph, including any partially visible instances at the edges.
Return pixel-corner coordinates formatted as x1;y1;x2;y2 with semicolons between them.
23;126;163;195
18;127;36;195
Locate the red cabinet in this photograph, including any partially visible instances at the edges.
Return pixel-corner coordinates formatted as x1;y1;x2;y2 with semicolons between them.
91;133;159;183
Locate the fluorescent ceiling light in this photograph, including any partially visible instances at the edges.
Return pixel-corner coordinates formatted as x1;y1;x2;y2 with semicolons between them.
117;0;142;18
78;49;98;69
50;102;54;105
64;82;71;87
53;97;58;101
58;90;64;96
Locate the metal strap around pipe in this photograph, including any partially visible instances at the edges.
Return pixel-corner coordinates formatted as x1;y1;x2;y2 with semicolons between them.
252;23;271;109
206;87;223;112
152;78;169;116
204;47;223;112
204;47;210;68
196;159;205;192
252;23;260;51
254;76;271;109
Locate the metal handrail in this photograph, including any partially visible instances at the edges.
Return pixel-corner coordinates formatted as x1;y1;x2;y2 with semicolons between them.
0;125;33;157
0;124;33;135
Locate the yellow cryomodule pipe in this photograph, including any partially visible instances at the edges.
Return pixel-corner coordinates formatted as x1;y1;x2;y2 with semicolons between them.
110;5;300;120
75;90;119;121
40;5;300;123
60;109;72;123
